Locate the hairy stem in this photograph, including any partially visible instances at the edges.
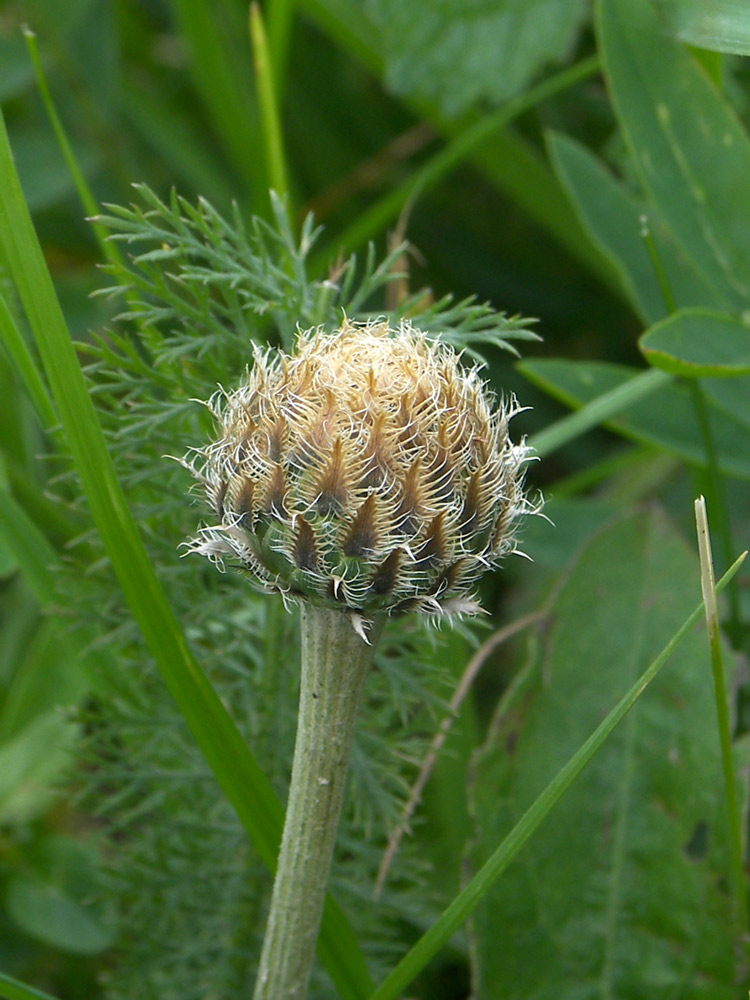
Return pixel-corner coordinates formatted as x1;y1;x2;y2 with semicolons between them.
253;604;383;1000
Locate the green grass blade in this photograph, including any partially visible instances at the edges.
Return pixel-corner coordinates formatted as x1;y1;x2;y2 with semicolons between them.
250;2;290;203
167;0;264;200
265;0;297;97
0;972;61;1000
23;26;158;339
23;28;115;265
0;289;56;429
527;367;672;458
695;498;749;936
0;105;372;1000
367;551;747;1000
0;99;282;870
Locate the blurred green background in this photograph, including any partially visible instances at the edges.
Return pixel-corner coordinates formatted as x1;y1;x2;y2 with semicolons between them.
4;1;750;997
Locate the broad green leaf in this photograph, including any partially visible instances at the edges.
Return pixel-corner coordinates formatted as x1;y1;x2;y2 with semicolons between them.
469;510;742;998
519;359;750;479
597;0;750;310
365;0;588;116
0;621;93;825
640;308;750;376
701;376;750;434
547;132;721;324
656;0;750;56
521;497;619;570
5;835;115;955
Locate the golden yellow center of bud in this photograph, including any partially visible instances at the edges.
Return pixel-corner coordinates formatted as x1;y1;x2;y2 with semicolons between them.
188;320;530;618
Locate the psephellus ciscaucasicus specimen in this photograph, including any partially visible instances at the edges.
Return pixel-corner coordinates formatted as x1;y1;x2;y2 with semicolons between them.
186;318;534;1000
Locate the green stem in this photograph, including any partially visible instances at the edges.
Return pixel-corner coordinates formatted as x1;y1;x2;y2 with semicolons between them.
688;382;742;646
640;213;677;315
694;498;749;938
253;604;383;1000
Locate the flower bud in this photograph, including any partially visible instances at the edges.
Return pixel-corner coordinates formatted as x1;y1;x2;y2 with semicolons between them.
187;319;532;619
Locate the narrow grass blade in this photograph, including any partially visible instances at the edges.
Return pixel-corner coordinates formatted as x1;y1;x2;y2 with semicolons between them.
528;367;672;458
688;384;741;643
23;28;115;265
0;289;56;430
250;2;290;203
0;106;372;1000
694;497;749;934
167;0;263;199
265;0;296;96
0;972;60;1000
23;27;153;339
367;552;747;1000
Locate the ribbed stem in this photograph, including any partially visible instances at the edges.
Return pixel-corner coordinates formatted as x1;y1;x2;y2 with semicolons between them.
252;604;383;1000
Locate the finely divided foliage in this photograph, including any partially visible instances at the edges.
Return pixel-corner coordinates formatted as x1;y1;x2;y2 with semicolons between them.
74;189;535;998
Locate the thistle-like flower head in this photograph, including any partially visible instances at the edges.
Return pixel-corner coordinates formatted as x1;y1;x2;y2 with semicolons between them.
187;319;533;619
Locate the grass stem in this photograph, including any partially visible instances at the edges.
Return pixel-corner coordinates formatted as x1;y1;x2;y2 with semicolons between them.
694;497;749;937
689;384;742;646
